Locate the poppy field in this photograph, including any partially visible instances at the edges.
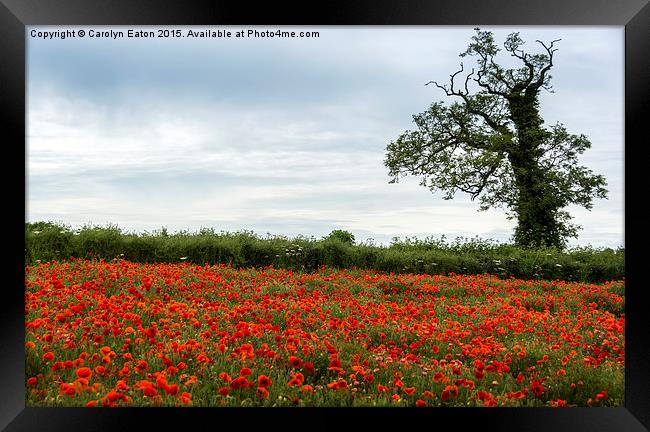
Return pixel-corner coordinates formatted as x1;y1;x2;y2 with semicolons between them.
25;259;624;407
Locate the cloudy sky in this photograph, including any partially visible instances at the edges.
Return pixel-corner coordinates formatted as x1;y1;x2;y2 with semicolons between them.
26;26;623;247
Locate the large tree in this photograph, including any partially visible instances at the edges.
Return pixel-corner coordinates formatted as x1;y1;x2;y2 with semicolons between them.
384;28;608;249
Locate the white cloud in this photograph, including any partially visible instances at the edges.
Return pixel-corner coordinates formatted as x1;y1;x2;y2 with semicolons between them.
27;26;624;248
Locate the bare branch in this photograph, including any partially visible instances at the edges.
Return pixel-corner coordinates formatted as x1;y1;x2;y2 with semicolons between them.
505;47;535;91
464;68;475;94
449;63;465;93
474;69;509;97
426;63;466;96
530;39;561;91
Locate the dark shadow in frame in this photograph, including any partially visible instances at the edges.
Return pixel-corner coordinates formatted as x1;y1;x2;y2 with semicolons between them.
1;0;648;430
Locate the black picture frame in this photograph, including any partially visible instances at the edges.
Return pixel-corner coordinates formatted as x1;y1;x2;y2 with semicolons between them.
2;0;648;430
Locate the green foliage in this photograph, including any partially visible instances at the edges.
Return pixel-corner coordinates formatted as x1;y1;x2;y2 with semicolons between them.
323;229;356;245
25;221;623;283
25;221;74;262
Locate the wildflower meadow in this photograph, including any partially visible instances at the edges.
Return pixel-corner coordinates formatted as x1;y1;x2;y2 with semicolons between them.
25;258;624;407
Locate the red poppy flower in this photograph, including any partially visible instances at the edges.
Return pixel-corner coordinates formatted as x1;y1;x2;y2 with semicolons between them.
288;373;304;387
441;385;458;401
156;376;168;390
230;376;248;389
42;352;54;361
327;359;343;373
416;399;427;407
135;360;148;372
327;379;347;390
138;381;157;397
116;380;129;392
256;387;269;399
59;383;76;396
258;375;272;388
515;373;524;383
403;387;416;396
76;367;92;380
289;356;302;368
303;362;314;375
184;375;198;386
530;380;545;397
105;390;123;403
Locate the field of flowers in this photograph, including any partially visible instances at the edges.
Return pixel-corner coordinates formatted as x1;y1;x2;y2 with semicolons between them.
25;259;624;407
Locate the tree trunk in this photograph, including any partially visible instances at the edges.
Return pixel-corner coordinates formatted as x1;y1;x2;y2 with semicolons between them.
507;93;561;248
509;157;558;248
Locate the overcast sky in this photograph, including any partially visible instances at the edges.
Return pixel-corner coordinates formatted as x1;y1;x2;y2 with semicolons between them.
26;26;623;247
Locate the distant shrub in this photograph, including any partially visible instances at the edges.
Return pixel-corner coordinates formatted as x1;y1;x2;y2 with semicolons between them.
324;230;356;245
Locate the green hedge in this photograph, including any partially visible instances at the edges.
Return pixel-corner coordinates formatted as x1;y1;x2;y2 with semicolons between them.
25;222;624;283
